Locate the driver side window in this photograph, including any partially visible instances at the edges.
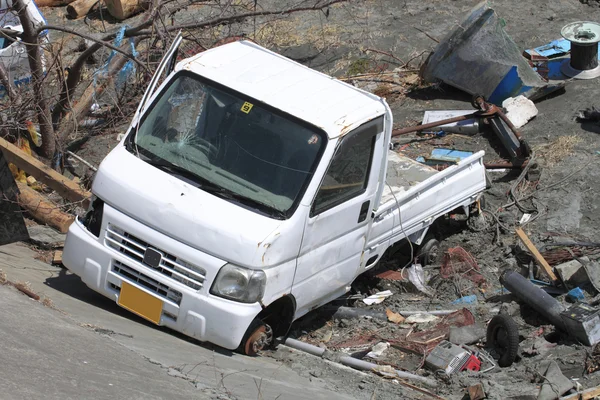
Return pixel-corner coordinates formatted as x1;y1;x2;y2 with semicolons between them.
312;117;383;216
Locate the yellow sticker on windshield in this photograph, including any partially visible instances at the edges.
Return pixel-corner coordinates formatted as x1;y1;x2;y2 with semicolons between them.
241;102;254;114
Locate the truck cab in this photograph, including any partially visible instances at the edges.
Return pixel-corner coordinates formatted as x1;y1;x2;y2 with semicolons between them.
63;40;486;354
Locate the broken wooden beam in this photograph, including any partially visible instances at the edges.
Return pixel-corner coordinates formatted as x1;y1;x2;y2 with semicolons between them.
66;0;98;19
52;250;63;265
0;137;90;208
560;386;600;400
17;183;75;233
34;0;75;6
515;227;558;283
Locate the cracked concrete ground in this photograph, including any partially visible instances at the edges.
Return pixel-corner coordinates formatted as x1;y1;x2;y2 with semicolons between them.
0;243;354;400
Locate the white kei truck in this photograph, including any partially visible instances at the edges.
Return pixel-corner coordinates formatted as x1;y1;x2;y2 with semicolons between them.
63;36;487;355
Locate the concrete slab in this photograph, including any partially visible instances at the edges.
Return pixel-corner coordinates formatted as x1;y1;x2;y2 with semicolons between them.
0;242;351;400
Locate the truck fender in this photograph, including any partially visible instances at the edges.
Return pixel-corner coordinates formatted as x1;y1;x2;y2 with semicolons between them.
255;294;296;339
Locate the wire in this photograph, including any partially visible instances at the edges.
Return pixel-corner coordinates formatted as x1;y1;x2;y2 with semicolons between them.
387;181;414;269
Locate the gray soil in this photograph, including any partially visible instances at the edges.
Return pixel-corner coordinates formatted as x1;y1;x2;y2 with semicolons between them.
36;0;600;399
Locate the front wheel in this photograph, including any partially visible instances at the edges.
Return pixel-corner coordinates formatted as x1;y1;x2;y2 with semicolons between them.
241;319;273;356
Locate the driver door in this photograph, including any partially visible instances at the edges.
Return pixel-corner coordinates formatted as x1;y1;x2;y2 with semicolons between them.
292;117;384;316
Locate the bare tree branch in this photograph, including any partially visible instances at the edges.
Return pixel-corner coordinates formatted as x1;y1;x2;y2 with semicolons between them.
13;0;55;158
36;25;149;71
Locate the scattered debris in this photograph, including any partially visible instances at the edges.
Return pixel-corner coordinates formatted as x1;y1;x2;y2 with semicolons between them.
0;137;91;207
385;308;405;324
425;340;481;374
515;227;559;283
560;303;600;346
468;383;486;400
421;110;479;135
365;342;390;359
362;290;393;305
449;324;486;345
502;95;539;129
536;360;574;400
421;2;563;104
52;250;63;265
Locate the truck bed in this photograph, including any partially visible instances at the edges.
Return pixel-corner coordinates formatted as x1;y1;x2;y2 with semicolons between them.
365;150;486;264
379;151;438;208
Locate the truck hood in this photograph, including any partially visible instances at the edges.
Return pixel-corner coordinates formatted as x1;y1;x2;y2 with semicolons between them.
92;144;301;268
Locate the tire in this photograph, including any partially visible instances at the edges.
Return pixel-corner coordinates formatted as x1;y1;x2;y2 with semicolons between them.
487;314;519;367
240;319;272;356
417;237;440;267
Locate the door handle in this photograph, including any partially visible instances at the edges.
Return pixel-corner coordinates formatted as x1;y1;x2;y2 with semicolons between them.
358;200;370;223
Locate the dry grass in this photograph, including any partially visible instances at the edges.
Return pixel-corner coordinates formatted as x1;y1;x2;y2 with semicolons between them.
41;297;55;308
534;135;582;167
0;269;7;285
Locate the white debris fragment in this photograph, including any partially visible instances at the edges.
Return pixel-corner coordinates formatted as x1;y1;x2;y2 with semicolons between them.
362;290;393;305
366;342;390;359
405;313;439;324
502;95;538;128
519;213;532;225
407;263;434;296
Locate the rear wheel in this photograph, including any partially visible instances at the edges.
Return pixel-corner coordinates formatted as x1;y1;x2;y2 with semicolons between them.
417;237;440;267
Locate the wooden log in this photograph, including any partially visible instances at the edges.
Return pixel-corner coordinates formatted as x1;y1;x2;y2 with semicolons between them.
16;183;75;233
0;137;90;208
104;0;147;20
515;227;558;283
35;0;75;7
66;0;98;19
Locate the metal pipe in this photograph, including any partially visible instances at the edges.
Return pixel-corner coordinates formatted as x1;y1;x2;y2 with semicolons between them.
284;338;326;357
500;270;567;331
392;113;479;137
330;306;457;321
284;338;438;388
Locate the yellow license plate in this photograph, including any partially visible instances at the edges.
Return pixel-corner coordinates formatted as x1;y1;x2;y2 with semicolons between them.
118;282;163;325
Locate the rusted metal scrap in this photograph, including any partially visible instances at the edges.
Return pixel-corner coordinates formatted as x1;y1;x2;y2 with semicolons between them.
392;96;531;166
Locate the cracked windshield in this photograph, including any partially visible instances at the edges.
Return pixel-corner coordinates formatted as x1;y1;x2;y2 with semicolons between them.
133;73;325;217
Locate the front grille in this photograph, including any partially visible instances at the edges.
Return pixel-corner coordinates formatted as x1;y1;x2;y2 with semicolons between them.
105;224;206;291
112;260;182;305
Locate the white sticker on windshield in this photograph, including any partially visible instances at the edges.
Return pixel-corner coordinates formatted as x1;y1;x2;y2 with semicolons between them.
308;134;319;145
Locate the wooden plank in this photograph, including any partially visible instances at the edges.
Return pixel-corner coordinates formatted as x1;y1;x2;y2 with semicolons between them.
52;250;63;265
0;137;90;208
515;227;558;282
559;386;600;400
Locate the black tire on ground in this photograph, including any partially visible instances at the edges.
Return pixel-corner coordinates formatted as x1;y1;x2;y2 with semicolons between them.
486;314;519;367
417;237;440;267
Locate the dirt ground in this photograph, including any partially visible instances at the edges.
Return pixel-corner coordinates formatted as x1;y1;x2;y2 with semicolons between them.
31;0;600;399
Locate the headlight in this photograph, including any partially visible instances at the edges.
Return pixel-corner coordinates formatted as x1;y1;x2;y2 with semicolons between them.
210;264;265;303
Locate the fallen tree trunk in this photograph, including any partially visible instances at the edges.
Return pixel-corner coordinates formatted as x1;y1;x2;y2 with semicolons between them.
0;137;91;208
66;0;98;19
35;0;75;7
105;0;148;19
17;183;75;233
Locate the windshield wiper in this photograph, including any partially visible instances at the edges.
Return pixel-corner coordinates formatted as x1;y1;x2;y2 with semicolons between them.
144;158;286;219
144;159;222;191
215;191;287;219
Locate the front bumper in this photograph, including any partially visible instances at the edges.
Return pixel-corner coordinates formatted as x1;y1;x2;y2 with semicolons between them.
62;204;261;350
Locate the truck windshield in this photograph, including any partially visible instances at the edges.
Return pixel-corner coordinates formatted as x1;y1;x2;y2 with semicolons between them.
131;72;326;219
